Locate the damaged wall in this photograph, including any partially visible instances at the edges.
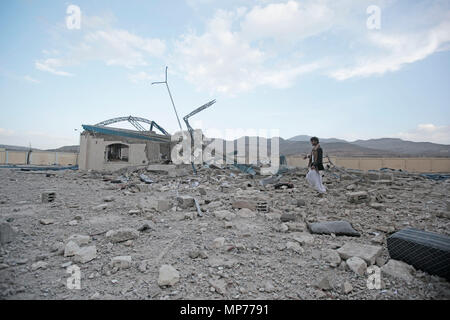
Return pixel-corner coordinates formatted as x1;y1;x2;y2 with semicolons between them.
78;130;171;171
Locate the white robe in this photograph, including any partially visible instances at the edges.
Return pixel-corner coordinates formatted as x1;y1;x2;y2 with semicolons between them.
306;153;326;193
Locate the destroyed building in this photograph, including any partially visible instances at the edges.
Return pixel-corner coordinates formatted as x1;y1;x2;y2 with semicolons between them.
78;117;172;171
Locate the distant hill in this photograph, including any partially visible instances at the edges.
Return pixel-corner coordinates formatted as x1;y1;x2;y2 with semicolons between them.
351;138;450;156
0;144;79;153
2;136;449;158
45;145;80;153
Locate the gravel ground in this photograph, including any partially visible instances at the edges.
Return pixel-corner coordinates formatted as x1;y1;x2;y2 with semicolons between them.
0;166;449;300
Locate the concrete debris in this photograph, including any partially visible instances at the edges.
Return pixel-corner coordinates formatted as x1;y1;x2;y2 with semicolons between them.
106;228;139;243
39;219;55;225
346;256;367;276
111;256;132;269
158;264;180;287
342;281;353;294
381;259;415;282
346;191;370;204
64;241;80;257
1;164;449;300
0;222;16;245
73;246;97;264
337;243;383;265
308;221;360;236
176;196;195;209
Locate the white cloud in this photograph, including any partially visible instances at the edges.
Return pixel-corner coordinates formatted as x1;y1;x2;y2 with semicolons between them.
174;8;323;94
330;20;450;80
24;75;40;84
36;14;166;76
127;71;157;83
240;0;334;42
397;124;450;144
35;58;74;77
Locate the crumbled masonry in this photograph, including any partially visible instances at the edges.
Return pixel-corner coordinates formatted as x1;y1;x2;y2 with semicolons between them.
0;164;449;300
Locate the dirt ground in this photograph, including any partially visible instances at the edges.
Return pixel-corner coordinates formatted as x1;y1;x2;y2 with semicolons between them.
0;165;449;300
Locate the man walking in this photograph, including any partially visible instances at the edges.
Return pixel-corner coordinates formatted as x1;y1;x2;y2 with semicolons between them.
305;137;326;194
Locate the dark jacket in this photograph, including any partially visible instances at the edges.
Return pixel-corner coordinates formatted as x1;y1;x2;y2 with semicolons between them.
308;145;324;171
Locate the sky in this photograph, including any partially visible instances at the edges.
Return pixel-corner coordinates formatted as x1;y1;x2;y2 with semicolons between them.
0;0;449;149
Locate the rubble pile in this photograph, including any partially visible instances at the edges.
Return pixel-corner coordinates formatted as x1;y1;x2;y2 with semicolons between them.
0;164;449;300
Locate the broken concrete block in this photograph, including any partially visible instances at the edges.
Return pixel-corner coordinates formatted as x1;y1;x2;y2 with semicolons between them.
103;196;115;202
381;259;415;282
369;203;385;210
212;237;225;248
342;281;353;294
291;232;314;245
346;191;370;204
93;204;108;211
73;246;97;264
66;234;90;246
315;276;332;291
337;243;382;265
280;213;296;222
308;221;360;236
346;256;367;276
111;256;132;269
31;261;48;271
0;222;16;245
41;191;56;203
214;210;235;221
157;199;173;211
321;249;342;267
236;208;256;218
158;264;180;287
176;196;195;209
39;219;55;225
286;241;304;253
232;200;256;211
64;241;80;257
106;228;139;243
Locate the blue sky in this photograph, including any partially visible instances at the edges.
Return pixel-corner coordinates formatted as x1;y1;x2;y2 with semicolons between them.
0;0;449;149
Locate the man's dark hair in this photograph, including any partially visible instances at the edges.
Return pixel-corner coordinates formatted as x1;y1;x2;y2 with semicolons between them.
310;136;319;143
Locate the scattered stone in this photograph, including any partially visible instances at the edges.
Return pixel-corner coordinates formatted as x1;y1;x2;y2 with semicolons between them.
157;199;172;211
212;237;225;248
237;208;256;218
286;241;304;253
232;200;257;211
315;276;332;291
66;234;90;246
0;222;16;244
291;232;315;245
346;191;370;204
209;278;228;295
296;199;306;207
93;204;108;211
308;221;360;236
381;259;415;282
103;196;115;202
73;246;97;264
369;203;385;210
280;213;296;222
31;261;48;271
64;241;80;257
158;264;180;287
68;220;78;226
337;243;382;265
111;256;132;269
176;196;195;209
342;282;353;294
214;210;235;221
39;219;55;225
346;256;367;276
106;228;139;243
321;249;341;267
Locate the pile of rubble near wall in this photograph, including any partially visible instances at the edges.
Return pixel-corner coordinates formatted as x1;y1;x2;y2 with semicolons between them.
0;163;449;300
